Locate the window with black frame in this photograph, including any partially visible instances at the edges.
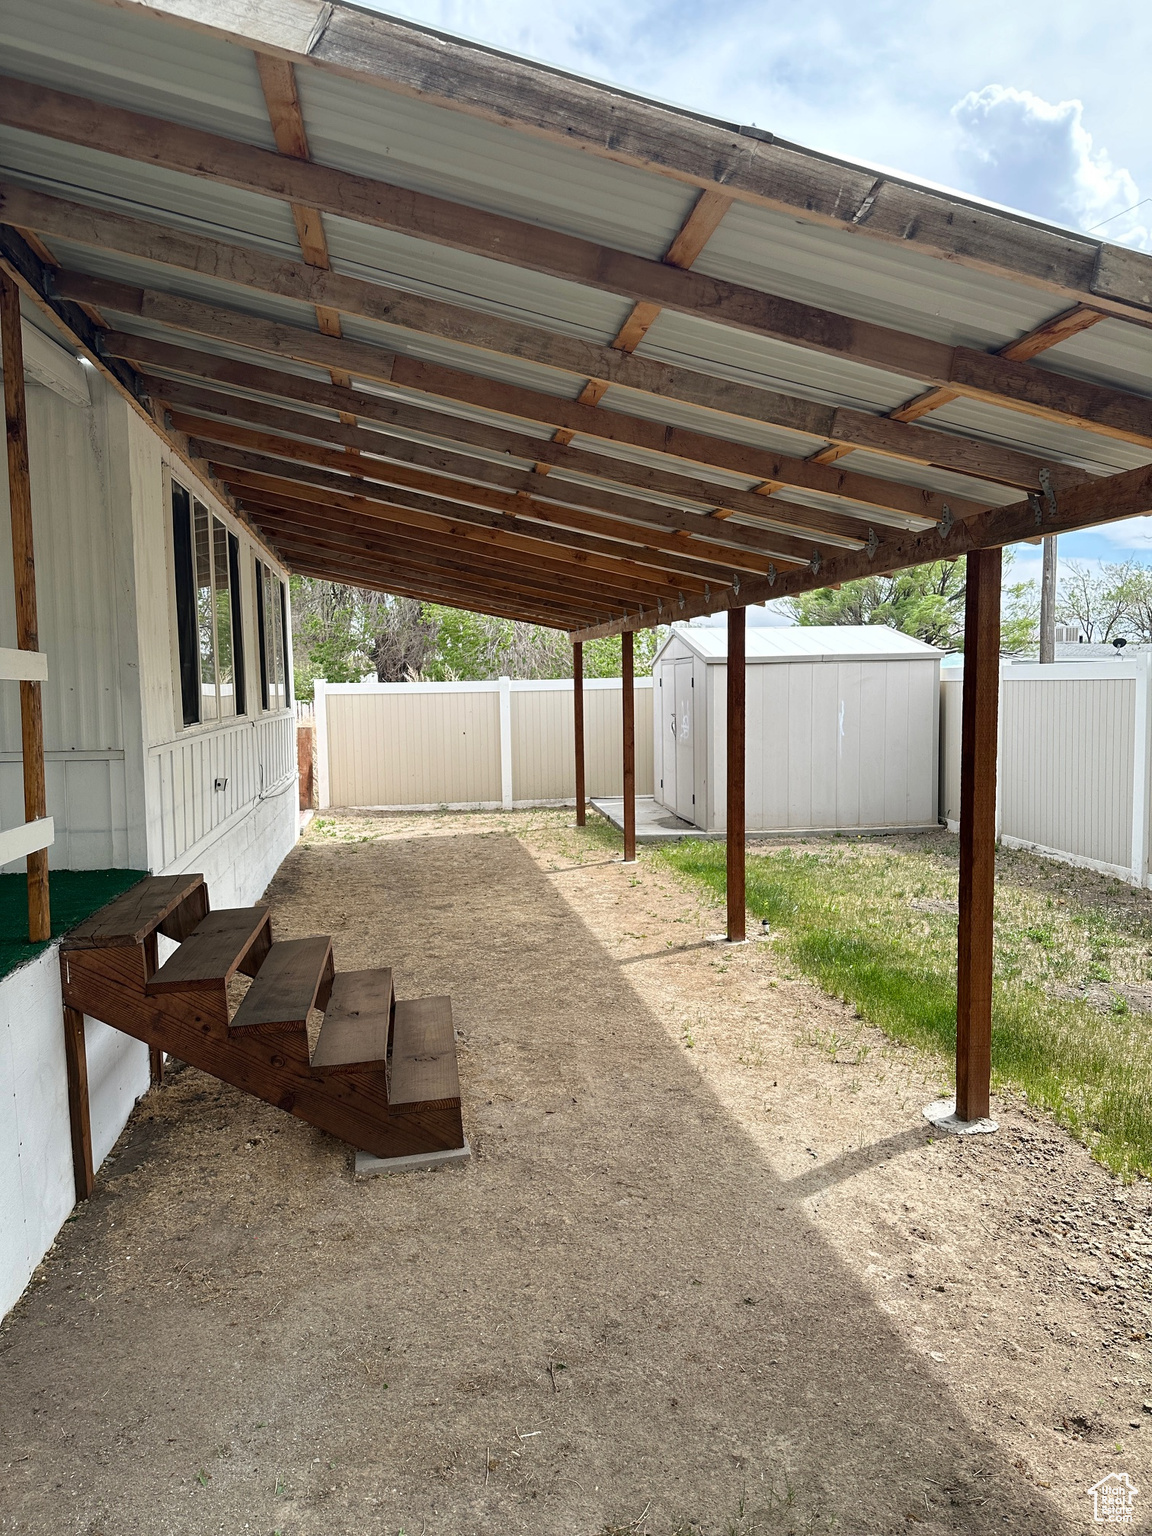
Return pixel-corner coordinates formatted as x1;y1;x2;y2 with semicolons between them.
171;480;246;728
255;557;290;711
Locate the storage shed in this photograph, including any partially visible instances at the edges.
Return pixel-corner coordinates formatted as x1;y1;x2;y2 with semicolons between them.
653;626;942;834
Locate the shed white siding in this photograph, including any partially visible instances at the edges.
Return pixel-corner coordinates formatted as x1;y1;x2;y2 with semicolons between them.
654;626;940;833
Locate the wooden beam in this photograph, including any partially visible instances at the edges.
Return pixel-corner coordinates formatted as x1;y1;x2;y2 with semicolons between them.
175;410;823;566
569;452;1152;638
86;289;1082;494
62;1004;95;1200
956;547;1001;1124
59;9;1152;322
254;53;330;269
574;640;586;827
622;629;636;863
9;75;1152;397
284;549;599;628
196;444;794;585
888;305;1109;426
232;482;710;600
141;363;967;538
726;605;746;944
244;504;675;609
225;471;754;594
1;268;50;942
22;181;1142;459
664;190;735;270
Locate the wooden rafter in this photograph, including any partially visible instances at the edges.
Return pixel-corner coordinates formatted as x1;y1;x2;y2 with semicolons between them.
10;180;1149;457
173;412;837;566
77;0;1152;322
228;482;714;601
146;371;958;540
573;455;1152;638
81;292;1089;495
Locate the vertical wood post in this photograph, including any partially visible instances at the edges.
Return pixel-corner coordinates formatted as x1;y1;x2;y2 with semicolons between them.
144;931;164;1087
573;640;586;826
1;269;50;942
956;547;1001;1123
622;630;636;862
62;1004;95;1201
727;606;746;942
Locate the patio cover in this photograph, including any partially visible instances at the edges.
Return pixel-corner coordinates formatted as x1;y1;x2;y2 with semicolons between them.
2;0;1152;637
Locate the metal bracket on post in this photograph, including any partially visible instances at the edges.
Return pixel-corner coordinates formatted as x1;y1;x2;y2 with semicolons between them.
866;527;879;560
809;550;822;577
767;564;777;586
937;504;954;541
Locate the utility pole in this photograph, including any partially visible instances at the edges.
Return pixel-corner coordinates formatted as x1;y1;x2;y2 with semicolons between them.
1039;534;1057;663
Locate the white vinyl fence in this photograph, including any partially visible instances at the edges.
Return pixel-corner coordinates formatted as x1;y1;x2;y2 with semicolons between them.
315;677;653;811
940;655;1152;886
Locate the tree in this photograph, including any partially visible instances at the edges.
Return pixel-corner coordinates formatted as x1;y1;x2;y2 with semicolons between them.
787;552;1040;653
290;576;669;695
1058;559;1142;643
788;560;967;647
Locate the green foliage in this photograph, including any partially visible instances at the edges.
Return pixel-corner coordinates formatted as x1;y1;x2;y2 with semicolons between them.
787;550;1040;653
659;838;1152;1180
787;559;967;647
1058;557;1152;643
290;576;668;693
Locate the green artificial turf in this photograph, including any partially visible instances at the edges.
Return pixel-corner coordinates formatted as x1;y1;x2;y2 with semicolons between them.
0;868;148;980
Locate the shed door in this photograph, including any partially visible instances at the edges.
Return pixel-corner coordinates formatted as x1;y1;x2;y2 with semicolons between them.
673;660;695;823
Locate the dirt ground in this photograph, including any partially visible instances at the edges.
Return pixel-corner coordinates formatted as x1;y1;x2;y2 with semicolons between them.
2;810;1151;1536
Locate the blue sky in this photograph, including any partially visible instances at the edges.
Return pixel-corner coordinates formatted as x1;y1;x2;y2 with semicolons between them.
365;1;1151;589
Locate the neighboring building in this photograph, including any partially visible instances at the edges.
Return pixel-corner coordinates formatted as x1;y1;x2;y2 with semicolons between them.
651;626;941;834
0;315;297;1316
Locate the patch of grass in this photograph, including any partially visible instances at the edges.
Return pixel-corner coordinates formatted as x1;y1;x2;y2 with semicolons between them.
659;837;1152;1180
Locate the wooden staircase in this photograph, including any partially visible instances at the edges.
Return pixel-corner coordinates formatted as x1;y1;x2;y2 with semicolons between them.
60;873;465;1170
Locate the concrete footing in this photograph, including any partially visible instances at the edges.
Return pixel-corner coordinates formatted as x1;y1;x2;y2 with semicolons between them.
354;1139;472;1177
922;1099;998;1136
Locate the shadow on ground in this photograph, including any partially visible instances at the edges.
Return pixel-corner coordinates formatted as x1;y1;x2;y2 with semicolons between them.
0;834;1068;1535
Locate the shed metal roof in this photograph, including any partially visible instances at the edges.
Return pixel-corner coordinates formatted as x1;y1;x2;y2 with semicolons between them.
1;0;1151;635
660;625;943;664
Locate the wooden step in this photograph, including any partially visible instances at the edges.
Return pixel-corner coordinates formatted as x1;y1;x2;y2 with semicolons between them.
145;906;272;994
311;968;394;1074
229;936;334;1037
390;996;459;1107
62;873;208;949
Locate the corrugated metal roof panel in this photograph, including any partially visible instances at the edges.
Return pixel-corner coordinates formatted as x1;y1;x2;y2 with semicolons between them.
923;399;1152;476
597;384;826;457
339;311;584;398
324;214;632;342
694;197;1060;349
636;307;924;413
0;133;300;255
665;624;943;661
1030;316;1152;398
296;63;697;260
830;449;1023;507
109;315;333;383
43;237;318;329
0;0;273;143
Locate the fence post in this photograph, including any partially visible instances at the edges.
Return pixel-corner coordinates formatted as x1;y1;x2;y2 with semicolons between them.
314;679;329;809
1132;653;1152;888
498;676;513;809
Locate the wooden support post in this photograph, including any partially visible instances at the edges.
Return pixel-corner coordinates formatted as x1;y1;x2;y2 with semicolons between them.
62;1004;95;1200
622;630;636;862
1;269;50;943
727;606;746;942
144;930;164;1087
956;547;1001;1123
573;639;586;827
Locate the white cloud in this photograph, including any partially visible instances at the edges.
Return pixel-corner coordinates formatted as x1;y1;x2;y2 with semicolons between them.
1093;516;1152;550
951;85;1150;248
